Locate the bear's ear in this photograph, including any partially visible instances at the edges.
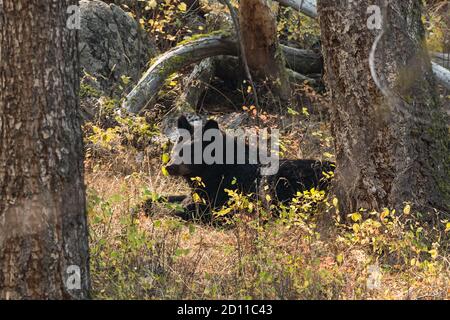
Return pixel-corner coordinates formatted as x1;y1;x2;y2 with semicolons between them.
177;115;193;133
203;119;219;132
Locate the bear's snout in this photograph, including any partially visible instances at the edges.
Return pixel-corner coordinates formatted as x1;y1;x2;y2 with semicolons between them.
165;164;192;177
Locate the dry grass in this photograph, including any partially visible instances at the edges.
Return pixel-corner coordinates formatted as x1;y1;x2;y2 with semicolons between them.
85;112;450;300
80;1;450;300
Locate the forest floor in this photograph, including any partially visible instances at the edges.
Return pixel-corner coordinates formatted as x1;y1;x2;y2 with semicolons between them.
83;83;450;300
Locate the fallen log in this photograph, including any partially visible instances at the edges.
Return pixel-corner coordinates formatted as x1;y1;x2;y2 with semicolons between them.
123;35;321;113
276;0;450;91
124;35;237;114
281;45;322;75
214;55;317;85
287;69;317;85
432;63;450;91
431;52;450;69
175;57;216;112
276;0;318;18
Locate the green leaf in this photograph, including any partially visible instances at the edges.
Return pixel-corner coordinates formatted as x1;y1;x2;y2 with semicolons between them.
287;107;299;116
154;220;162;228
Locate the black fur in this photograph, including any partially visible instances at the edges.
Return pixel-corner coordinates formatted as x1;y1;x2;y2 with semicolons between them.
164;116;334;221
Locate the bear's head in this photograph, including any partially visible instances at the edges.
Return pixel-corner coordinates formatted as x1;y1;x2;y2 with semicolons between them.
165;115;222;178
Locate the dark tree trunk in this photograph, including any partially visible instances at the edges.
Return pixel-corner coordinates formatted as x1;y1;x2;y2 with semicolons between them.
0;0;90;299
240;0;291;100
318;0;449;216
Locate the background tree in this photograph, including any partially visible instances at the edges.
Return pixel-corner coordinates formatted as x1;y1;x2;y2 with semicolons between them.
239;0;291;100
318;0;449;217
0;0;90;299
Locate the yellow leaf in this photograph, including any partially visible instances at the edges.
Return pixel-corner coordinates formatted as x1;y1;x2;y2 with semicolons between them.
166;35;177;42
265;194;272;202
162;153;170;164
351;212;362;222
302;107;310;116
323;152;334;159
429;249;438;260
147;0;157;10
445;222;450;233
336;253;344;264
380;208;390;220
332;197;339;208
192;193;202;203
162;166;169;176
178;2;187;11
403;204;411;215
215;207;232;217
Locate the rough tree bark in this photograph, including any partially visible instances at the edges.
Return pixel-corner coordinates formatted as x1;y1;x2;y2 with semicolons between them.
282;0;450;91
0;0;90;299
318;0;449;216
240;0;291;99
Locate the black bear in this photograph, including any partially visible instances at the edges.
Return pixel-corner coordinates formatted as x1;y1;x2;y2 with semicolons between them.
163;115;334;221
